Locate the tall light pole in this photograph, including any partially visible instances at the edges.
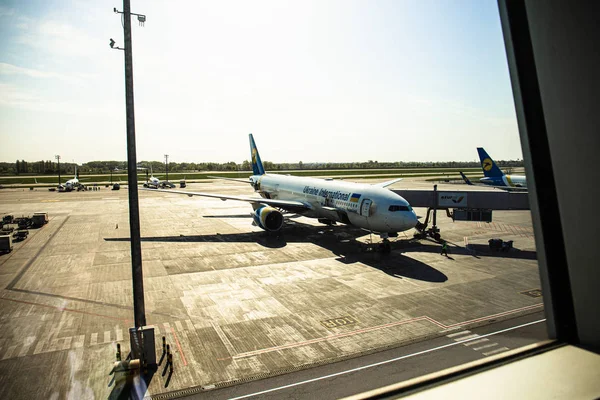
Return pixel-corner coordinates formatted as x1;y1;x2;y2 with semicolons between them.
112;1;155;367
164;154;169;183
55;155;61;185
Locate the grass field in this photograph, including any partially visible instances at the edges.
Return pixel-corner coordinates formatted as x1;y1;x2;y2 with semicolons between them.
0;167;491;187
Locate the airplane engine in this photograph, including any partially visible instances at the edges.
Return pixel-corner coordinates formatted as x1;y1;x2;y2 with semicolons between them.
253;206;284;232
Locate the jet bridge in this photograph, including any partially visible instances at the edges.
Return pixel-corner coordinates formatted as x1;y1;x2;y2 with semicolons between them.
392;186;530;240
392;188;530;210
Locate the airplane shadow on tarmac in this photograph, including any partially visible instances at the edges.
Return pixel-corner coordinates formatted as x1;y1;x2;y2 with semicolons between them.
105;218;448;283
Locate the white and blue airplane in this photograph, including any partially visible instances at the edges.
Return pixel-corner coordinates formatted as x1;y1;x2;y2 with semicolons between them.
142;134;418;252
460;148;527;191
139;166;175;189
59;166;83;191
477;147;527;188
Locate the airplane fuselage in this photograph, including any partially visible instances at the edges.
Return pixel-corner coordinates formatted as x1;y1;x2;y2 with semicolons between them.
479;174;527;188
251;174;418;234
64;178;79;190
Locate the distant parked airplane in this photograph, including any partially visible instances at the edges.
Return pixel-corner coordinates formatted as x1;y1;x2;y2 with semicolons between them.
140;166;175;189
59;166;85;191
143;134;418;252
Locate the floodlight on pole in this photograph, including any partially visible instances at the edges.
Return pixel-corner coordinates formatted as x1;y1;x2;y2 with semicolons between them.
109;38;124;51
111;0;154;367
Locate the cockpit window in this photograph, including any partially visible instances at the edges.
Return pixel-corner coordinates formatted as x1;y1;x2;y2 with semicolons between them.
389;205;412;212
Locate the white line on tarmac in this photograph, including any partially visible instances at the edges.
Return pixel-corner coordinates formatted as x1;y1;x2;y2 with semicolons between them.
473;343;498;351
446;330;471;338
453;334;480;342
463;338;489;347
228;319;546;400
483;347;510;356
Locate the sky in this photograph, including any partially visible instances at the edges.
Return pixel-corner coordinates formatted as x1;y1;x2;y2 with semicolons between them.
0;0;522;164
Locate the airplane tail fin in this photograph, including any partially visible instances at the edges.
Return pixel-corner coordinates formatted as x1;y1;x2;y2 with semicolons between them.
249;133;265;175
477;147;504;178
459;171;473;185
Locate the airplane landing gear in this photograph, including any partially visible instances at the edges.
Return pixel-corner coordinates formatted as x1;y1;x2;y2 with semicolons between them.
379;239;392;254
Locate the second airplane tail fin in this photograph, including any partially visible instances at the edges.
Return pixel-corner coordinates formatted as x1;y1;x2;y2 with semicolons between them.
249;133;265;175
459;171;473;185
477;147;504;178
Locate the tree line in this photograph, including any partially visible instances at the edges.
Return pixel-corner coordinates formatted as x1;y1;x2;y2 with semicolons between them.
0;158;524;175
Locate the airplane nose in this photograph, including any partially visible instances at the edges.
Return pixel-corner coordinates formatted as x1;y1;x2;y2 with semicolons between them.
409;211;418;227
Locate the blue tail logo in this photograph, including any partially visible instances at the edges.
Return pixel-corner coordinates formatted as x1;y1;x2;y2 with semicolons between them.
249;133;265;175
477;147;503;178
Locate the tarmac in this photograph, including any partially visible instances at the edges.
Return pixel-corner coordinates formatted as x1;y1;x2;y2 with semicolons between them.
0;179;542;399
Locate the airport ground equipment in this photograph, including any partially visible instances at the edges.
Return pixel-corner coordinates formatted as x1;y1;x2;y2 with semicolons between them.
395;185;530;241
0;235;13;253
12;217;31;230
179;180;186;188
488;238;514;252
31;212;48;227
13;230;28;242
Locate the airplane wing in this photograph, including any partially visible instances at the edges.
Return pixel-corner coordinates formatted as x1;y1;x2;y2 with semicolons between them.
207;176;253;184
375;178;403;188
141;188;311;212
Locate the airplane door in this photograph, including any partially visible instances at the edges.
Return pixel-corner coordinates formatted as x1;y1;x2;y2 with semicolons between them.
360;199;372;217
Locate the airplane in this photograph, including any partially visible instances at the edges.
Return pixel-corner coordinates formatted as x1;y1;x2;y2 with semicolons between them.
459;148;527;191
140;166;175;189
142;134;419;252
59;166;84;191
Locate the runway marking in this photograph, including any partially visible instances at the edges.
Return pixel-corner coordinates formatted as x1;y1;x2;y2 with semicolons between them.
62;336;73;350
453;334;479;342
227;319;546;400
464;338;489;347
436;303;543;329
231;304;543;359
104;331;111;343
18;337;36;357
483;346;510;356
116;328;123;342
473;343;498;351
212;321;238;357
169;326;188;366
446;330;471;338
33;338;46;355
90;332;98;346
185;319;195;331
175;321;185;332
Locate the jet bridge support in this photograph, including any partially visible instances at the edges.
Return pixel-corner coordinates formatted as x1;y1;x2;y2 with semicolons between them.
395;185;530;241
